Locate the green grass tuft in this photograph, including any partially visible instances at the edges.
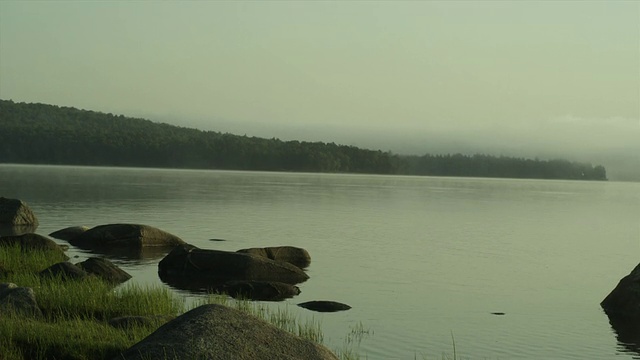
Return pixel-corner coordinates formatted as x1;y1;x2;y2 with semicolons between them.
0;244;359;360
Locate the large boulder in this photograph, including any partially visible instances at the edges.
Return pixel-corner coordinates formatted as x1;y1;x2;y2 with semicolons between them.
76;257;131;284
49;226;90;241
158;244;309;288
0;233;69;259
237;246;311;269
0;283;42;317
69;224;185;250
114;304;339;360
0;197;39;227
601;263;640;318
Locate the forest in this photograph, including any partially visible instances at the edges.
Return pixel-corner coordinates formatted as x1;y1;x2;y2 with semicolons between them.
0;99;607;180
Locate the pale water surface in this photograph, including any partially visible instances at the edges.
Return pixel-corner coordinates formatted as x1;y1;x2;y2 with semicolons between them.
1;164;639;359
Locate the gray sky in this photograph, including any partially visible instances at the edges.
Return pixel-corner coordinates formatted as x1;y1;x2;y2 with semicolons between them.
1;1;639;180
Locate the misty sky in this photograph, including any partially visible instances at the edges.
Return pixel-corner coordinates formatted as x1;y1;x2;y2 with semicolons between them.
1;1;639;179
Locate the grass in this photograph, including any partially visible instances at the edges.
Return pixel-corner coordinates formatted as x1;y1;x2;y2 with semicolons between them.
193;293;325;344
415;332;468;360
0;242;68;276
0;244;183;359
1;243;183;321
345;321;373;346
0;243;475;360
0;312;154;360
0;244;359;359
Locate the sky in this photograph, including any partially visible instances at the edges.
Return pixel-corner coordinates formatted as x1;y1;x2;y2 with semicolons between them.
1;1;639;180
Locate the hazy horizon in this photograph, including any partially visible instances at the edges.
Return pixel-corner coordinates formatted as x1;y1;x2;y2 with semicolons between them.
1;1;638;180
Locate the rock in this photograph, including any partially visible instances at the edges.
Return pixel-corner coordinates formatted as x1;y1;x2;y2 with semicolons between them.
108;315;175;329
39;262;90;280
49;226;90;241
158;244;309;288
69;223;185;250
0;197;39;226
298;301;352;313
76;257;132;284
601;263;640;318
237;246;311;269
0;282;42;317
222;281;301;301
0;224;38;237
114;304;339;360
0;233;69;259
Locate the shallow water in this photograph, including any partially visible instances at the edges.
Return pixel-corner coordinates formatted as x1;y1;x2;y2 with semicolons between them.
1;164;639;359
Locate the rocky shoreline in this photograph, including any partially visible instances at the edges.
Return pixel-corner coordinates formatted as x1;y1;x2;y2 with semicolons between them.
0;197;351;359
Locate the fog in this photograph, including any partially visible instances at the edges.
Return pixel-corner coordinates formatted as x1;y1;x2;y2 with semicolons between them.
1;1;638;180
148;113;639;181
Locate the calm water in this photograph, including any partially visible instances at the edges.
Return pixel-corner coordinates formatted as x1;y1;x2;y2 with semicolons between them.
1;164;639;359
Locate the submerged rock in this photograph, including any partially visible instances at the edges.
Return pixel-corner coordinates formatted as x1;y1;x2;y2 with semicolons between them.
114;304;339;360
298;300;351;313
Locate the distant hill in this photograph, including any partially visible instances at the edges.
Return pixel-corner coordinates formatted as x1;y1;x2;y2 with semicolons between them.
0;99;607;181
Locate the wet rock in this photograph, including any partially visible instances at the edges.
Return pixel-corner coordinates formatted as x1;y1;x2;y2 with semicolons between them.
114;304;339;360
0;283;42;317
49;226;90;241
39;262;90;280
298;300;351;313
158;244;309;287
237;246;311;269
0;197;39;227
601;263;640;318
69;223;185;250
0;233;69;259
76;257;132;285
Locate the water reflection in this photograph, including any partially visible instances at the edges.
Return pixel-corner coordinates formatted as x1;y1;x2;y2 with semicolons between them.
4;165;640;359
607;314;640;358
159;275;301;302
82;246;175;262
0;225;38;237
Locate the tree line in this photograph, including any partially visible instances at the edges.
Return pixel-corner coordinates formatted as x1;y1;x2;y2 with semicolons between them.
0;99;607;180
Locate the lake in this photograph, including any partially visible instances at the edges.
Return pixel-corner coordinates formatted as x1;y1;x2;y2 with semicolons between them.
1;164;638;359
